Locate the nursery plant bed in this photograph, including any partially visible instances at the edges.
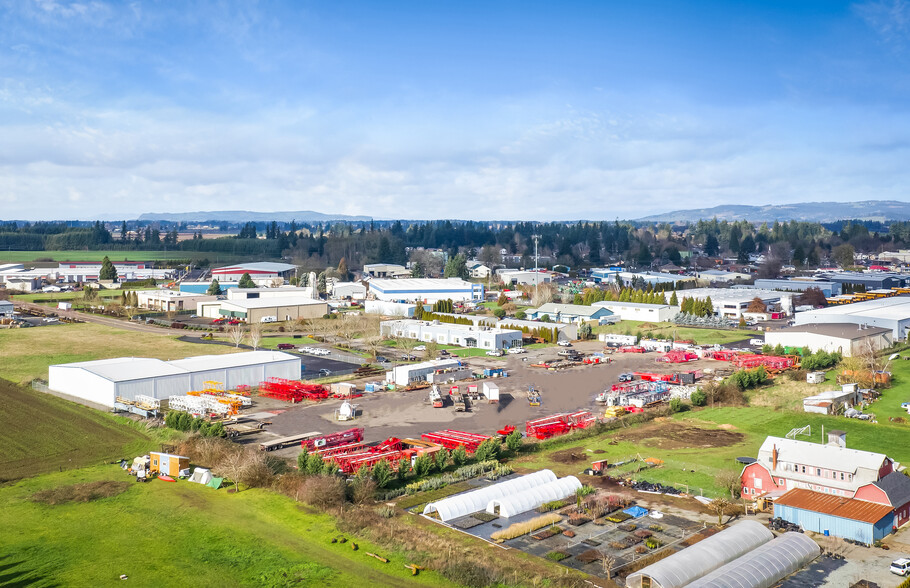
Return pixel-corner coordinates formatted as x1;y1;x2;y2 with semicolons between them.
562;530;576;538
567;516;592;526
472;512;498;522
575;549;603;564
531;527;562;541
582;538;602;547
452;517;484;530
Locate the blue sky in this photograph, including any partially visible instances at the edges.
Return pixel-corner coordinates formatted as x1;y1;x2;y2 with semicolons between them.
1;0;909;220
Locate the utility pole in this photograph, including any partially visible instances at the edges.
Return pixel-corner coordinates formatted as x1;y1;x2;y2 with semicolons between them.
531;234;541;303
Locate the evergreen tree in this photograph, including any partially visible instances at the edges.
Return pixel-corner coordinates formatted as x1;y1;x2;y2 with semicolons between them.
99;256;118;281
131;291;139;307
669;291;678;306
207;279;222;296
238;272;256;288
704;233;719;256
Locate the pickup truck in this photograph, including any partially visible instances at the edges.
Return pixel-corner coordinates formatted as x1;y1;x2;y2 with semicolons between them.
277;343;295;350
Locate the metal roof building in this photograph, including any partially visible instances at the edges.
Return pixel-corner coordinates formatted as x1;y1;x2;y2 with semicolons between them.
485;476;582;518
526;303;614;324
686;532;820;588
763;323;893;357
773;488;894;543
48;351;301;408
211;262;297;281
368;278;484;303
793;297;910;339
423;470;557;522
626;521;773;588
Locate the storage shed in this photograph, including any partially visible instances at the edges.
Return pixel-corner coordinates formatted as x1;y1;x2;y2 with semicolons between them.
485;476;582;518
423;470;557;522
149;452;189;477
686;532;820;588
626;521;773;588
773;488;894;543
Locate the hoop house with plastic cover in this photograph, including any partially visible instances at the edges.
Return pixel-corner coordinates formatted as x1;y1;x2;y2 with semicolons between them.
486;476;582;518
625;521;773;588
686;532;820;588
422;469;557;522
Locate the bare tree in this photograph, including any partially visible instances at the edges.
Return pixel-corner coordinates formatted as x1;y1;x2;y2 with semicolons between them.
715;471;742;499
249;323;262;350
362;336;386;361
600;553;616;579
709;497;733;526
423;340;438;360
217;450;247;493
228;324;245;348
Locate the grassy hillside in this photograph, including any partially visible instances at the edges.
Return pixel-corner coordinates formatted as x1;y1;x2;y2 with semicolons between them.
593;320;751;345
0;465;458;587
0;322;238;384
0;250;192;263
0;380;167;482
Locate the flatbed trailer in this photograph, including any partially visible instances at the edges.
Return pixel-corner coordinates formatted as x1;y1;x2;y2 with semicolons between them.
259;431;321;451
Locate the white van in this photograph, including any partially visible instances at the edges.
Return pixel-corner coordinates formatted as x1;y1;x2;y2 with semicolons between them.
260;316;277;323
750;338;764;346
891;558;910;576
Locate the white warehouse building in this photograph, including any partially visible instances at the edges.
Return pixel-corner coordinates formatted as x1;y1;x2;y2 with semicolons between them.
793;297;910;340
368;278;484;303
48;351;301;408
386;358;462;386
592;301;677;322
380;319;522;351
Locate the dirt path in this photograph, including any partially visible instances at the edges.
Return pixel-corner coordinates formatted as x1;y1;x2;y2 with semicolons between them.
13;301;173;335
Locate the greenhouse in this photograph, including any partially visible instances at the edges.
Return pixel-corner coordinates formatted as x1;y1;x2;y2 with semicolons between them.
625;521;773;588
422;469;557;522
485;476;582;518
686;532;820;588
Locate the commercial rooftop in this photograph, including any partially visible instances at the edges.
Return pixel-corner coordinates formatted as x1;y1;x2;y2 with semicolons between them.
369;278;475;291
768;323;892;339
798;297;910;321
221;297;326;309
760;436;891;477
213;262;297;273
168;351;298;371
775;488;893;523
50;357;189;382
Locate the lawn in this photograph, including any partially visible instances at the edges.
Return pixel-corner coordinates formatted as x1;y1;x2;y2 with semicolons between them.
0;250;193;263
515;406;910;497
593;320;752;346
12;288;146;304
745;371;838;411
256;335;318;349
0;380;169;482
865;355;910;422
0;465;458;587
0;322;239;384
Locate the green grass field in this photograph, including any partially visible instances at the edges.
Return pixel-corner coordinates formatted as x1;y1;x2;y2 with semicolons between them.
12;288;154;304
0;250;193;263
517;406;910;497
0;322;239;384
0;380;169;482
0;466;457;587
594;320;752;345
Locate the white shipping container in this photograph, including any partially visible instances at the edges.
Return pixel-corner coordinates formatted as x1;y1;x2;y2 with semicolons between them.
482;382;500;403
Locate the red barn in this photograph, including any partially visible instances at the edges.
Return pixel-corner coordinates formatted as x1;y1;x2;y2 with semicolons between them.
854;472;910;529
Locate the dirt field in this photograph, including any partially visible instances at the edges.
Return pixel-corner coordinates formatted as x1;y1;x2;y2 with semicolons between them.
613;421;745;450
248;341;726;453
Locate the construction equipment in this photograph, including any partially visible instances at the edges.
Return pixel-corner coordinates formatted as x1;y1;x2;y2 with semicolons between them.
525;411;597;440
334;401;359;421
420;430;492;453
429;385;444;408
452;393;468;412
604;406;626;419
258;378;330;403
527;385;541;407
303;428;364;451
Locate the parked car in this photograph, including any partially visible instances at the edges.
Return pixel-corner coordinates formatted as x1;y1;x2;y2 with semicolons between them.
277;343;295;350
507;348;526;354
557;341;572;347
749;338;764;346
618;373;634;382
891;558;910;576
439;349;449;356
414;345;426;351
376;356;390;363
486;350;504;357
319;368;332;376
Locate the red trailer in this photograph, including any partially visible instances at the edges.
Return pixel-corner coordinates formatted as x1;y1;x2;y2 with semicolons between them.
302;427;364;451
731;354;795;370
658;350;698;363
258;378;329;403
420;429;492;453
525;411;597;440
708;349;738;361
619;346;645;353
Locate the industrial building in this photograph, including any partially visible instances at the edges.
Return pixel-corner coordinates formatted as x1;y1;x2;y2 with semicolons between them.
764;324;892;357
592;301;676;322
496;269;552;286
627;521;819;588
385;358;462;386
697;269;751;282
179;280;239;294
526;303;613;324
137;290;217;312
0;299;14;317
819;271;908;291
773;489;894;544
362;263;410;278
497;318;578;341
793;297;910;339
207;297;328;323
364;300;418;317
211;262;297;282
368;278;484;303
681;288;788;319
740;432;894;499
331;281;367;300
754;277;841;297
379;319;522;351
48;351;301;408
226;286;317;301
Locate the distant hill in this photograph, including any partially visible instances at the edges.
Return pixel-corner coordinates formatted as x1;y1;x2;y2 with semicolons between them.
637;200;910;223
138;210;372;223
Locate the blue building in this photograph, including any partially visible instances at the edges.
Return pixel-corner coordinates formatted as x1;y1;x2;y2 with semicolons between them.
774;488;894;544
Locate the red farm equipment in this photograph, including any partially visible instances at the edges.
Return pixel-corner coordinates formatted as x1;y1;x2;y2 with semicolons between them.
302;427;364;451
525;411;597;440
619;346;645;353
258;378;329;403
708;349;738;361
658;350;698;363
325;437;440;474
420;430;492;453
731;354;796;371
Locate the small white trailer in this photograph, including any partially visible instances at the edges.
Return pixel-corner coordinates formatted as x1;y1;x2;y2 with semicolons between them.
482;382;500;403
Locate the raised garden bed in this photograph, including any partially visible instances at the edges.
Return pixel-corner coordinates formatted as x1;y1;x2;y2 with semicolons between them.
452;517;484;530
473;512;498;522
545;550;570;562
582;538;602;547
618;523;637;532
605;512;632;523
531;526;562;541
562;530;576;538
575;549;603;564
567;516;592;527
634;529;653;538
